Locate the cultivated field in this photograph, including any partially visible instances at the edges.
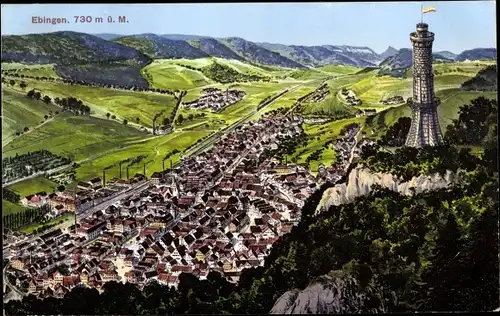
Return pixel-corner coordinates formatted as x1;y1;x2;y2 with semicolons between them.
286;116;365;172
1;62;61;79
2;200;25;215
2;89;60;143
6;79;177;127
365;88;498;138
7;176;59;197
143;61;214;90
3;112;148;161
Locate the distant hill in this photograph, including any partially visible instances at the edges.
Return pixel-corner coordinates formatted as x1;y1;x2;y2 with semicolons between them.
189;38;245;61
461;65;497;91
378;48;462;77
112;34;209;59
160;34;212;41
434;50;457;60
378;48;412;77
220;37;306;69
455;48;497;61
1;31;150;65
257;42;382;67
92;33;124;41
379;46;399;60
432;53;455;62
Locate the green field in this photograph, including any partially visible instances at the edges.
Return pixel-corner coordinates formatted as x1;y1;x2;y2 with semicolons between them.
166;57;292;78
75;130;210;180
7;79;177;127
285;116;365;172
143;60;213;90
181;80;301;127
288;65;362;81
318;64;362;76
298;73;376;116
365;89;498;138
2;89;61;143
1;62;61;79
3;112;148;161
19;212;74;234
7;176;59;197
354;62;492;106
213;58;292;77
2;200;26;215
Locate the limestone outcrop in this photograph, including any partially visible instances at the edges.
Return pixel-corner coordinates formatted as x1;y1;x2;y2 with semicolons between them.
317;166;458;212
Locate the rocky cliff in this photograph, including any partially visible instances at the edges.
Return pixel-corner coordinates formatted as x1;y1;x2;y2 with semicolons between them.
269;272;386;314
317;166;458;212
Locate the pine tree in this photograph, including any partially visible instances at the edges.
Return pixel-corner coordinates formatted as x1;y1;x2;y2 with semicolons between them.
461;207;499;311
422;212;467;311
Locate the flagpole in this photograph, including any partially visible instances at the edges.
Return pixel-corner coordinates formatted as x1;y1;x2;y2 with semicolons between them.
421;4;423;23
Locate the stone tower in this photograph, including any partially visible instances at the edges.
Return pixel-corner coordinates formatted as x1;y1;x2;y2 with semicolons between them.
405;23;444;147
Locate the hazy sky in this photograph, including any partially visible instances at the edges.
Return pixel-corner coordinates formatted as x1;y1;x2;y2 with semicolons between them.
1;2;496;54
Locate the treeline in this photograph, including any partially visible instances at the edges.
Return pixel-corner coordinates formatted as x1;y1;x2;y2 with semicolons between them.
164;149;180;161
170;90;187;125
377;117;412;147
259;132;308;164
3;150;71;183
3;188;21;204
32;216;68;235
444;97;497;145
460;65;497;91
175;112;207;125
25;89;90;115
2;70;176;95
3;205;50;231
359;143;482;181
177;62;271;84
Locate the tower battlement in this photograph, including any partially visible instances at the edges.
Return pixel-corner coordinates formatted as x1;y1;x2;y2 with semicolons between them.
416;23;428;31
405;22;444;148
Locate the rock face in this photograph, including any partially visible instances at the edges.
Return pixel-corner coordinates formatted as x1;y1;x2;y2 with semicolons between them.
269;273;386;314
317;166;457;212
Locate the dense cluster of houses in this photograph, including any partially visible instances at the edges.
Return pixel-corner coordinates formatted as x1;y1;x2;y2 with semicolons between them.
380;95;405;105
342;89;362;106
304;117;331;124
5;114;326;297
309;84;330;103
47;170;76;186
183;88;246;112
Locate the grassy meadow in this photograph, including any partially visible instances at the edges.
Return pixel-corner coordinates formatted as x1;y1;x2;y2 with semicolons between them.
6;78;177;128
7;176;59;197
285;117;365;172
2;89;60;143
364;88;498;138
3;112;148;161
1;62;61;79
2;200;26;215
143;60;214;90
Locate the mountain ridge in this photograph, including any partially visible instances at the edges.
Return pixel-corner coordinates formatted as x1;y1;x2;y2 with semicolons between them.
379;46;399;60
2;31;496;70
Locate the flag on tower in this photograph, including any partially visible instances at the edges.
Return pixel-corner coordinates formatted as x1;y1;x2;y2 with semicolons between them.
422;7;436;13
